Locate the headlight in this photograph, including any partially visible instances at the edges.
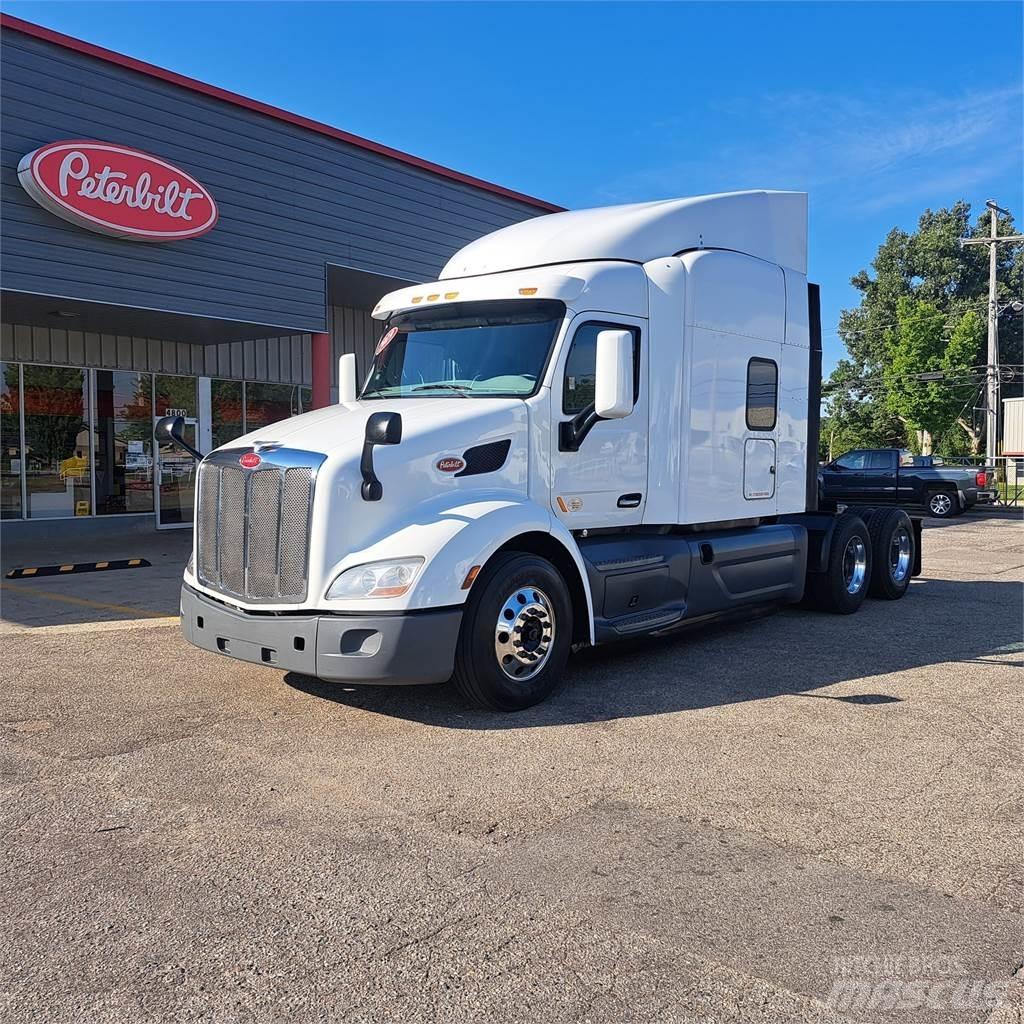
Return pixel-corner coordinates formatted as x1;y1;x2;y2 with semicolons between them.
326;557;424;600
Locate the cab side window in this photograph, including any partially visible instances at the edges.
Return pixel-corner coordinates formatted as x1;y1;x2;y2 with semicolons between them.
866;450;895;470
746;358;778;430
835;451;866;470
562;323;639;415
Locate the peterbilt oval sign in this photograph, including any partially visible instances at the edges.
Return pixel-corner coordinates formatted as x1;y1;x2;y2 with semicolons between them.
17;140;218;242
436;457;465;473
239;453;262;469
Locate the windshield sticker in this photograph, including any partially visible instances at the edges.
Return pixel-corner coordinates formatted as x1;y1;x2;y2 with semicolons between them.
375;327;399;357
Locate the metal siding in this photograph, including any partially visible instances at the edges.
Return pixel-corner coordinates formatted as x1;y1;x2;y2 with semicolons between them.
1;30;548;334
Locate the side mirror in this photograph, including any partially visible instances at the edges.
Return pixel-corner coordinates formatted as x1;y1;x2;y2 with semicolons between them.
360;412;402;501
365;411;402;446
593;329;634;419
154;415;203;461
338;352;358;404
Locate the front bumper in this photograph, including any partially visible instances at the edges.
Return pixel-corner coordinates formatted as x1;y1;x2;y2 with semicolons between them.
180;584;462;685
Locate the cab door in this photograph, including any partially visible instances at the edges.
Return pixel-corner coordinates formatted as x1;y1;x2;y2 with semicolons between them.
549;315;648;528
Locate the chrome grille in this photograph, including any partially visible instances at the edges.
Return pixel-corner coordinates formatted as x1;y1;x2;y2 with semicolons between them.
195;450;321;602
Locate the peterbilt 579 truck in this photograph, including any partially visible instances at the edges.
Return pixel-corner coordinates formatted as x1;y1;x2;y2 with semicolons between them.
161;191;922;711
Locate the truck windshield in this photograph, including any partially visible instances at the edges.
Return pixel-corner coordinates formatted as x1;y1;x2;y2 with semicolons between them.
361;299;565;399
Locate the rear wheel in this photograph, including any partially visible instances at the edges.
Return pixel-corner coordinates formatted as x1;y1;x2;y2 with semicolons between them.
808;512;872;614
927;489;959;518
863;507;914;600
453;551;573;711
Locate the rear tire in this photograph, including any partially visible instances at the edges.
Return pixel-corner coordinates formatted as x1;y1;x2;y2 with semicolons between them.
863;507;914;600
452;551;573;711
927;489;959;518
807;512;872;614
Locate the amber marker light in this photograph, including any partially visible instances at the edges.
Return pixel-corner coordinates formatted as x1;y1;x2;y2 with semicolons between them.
461;565;482;590
518;287;538;296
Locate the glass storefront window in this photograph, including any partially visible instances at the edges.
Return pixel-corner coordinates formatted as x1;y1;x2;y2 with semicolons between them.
154;375;198;527
245;382;312;433
23;365;91;519
94;371;154;515
1;362;22;520
211;379;244;450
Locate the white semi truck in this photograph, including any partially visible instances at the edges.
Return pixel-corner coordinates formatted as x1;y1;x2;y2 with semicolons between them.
162;190;921;711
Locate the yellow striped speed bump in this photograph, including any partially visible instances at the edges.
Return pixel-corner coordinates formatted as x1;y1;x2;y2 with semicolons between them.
5;558;151;579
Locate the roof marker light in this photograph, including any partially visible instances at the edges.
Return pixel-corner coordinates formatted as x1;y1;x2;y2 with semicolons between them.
444;291;459;300
519;287;538;296
411;296;423;304
427;293;440;301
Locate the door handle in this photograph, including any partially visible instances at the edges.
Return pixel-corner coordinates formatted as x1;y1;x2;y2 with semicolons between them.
617;493;642;508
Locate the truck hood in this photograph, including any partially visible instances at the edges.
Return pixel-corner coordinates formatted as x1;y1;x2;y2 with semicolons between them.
220;396;526;458
200;397;532;606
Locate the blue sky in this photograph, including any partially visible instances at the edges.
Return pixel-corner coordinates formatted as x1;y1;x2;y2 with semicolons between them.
4;1;1022;372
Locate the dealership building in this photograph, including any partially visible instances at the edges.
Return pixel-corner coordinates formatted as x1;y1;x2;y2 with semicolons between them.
0;14;556;528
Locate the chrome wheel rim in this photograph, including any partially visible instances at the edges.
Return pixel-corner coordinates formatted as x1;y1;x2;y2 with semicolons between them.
890;527;912;582
930;493;951;515
843;536;868;594
494;586;555;681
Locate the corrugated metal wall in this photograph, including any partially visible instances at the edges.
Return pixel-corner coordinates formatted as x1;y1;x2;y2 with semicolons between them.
1;303;376;387
1;27;548;334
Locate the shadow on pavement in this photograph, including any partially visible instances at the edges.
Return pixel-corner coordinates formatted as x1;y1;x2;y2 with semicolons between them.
285;576;1022;729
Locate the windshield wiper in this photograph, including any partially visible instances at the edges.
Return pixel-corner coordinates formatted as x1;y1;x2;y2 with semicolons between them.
411;383;471;395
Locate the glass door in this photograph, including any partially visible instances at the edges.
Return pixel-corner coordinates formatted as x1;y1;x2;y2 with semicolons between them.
154;374;198;529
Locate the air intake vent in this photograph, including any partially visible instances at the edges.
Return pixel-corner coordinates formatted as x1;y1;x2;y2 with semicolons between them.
455;439;512;478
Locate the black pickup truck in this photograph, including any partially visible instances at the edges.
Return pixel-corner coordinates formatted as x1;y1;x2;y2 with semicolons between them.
819;448;990;518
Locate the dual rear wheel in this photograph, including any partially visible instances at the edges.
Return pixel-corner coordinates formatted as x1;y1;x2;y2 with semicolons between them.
808;508;915;613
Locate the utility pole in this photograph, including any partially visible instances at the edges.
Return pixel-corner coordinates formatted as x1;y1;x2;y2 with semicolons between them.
961;201;1024;465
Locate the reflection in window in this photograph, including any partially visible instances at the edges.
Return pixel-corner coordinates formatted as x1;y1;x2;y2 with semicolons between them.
562;326;598;414
94;371;154;515
23;365;91;519
746;358;778;431
211;379;244;450
154;375;197;527
246;382;311;432
1;362;22;520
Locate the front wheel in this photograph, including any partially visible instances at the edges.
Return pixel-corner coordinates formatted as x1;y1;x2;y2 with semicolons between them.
452;551;573;711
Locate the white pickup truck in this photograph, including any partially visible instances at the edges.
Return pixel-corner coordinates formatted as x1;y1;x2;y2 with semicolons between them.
162;190;921;710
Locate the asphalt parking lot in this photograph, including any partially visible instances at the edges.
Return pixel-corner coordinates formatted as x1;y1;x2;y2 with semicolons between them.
1;513;1022;1023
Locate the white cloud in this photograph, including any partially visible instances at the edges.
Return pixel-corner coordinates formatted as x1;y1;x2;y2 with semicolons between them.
594;84;1024;213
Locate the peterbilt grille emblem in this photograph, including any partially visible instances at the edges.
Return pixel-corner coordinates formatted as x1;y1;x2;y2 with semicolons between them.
239;453;262;469
436;457;465;473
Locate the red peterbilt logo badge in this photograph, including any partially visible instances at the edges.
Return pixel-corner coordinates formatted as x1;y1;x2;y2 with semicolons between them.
436;457;465;473
17;141;218;242
239;453;262;469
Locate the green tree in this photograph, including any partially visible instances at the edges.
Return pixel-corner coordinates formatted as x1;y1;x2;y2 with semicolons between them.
882;299;983;452
824;202;1023;455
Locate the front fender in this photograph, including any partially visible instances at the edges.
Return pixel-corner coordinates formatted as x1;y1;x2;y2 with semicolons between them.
322;492;594;638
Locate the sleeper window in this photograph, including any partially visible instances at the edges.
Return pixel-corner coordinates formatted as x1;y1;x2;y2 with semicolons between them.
746;358;778;431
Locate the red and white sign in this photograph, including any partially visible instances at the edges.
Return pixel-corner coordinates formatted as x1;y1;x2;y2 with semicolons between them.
436;457;465;473
17;140;218;242
239;453;262;469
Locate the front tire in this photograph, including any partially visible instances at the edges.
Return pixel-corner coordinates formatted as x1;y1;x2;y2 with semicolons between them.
452;551;573;711
808;512;872;614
